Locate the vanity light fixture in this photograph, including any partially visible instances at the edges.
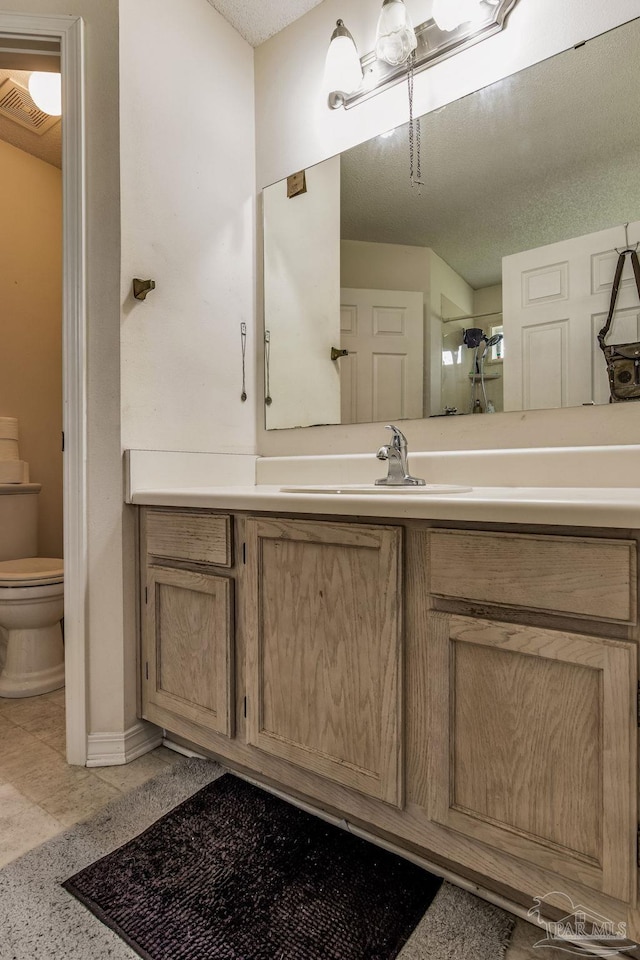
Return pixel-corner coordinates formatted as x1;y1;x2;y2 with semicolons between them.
28;71;61;116
324;19;363;98
375;0;417;66
432;0;497;33
326;0;520;110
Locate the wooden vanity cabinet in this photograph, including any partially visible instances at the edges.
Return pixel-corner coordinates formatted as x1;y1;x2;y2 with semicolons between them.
244;516;403;806
417;528;638;914
140;509;235;738
138;508;640;938
139;509;405;808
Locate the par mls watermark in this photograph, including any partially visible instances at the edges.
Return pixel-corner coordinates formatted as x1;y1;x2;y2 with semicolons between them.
528;892;633;957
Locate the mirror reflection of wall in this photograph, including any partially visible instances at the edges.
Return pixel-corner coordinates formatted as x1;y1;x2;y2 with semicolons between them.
263;156;341;429
263;17;640;431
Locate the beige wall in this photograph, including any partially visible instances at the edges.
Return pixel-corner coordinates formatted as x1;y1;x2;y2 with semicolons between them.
474;285;503;319
0;139;62;557
120;0;256;456
342;240;430;294
256;0;640;456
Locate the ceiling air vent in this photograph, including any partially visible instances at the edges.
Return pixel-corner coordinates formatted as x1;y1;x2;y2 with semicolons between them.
0;78;58;135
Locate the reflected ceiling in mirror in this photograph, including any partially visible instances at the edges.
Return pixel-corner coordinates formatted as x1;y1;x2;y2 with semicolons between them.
342;21;640;289
263;17;640;430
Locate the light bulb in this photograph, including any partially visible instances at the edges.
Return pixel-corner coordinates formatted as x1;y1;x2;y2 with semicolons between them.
324;20;363;96
375;0;417;66
432;0;486;32
28;72;62;116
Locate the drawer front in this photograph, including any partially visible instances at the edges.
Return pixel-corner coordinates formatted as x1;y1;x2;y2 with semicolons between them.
146;509;231;567
428;530;637;624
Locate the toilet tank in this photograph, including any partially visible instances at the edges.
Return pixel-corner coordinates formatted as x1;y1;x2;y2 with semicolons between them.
0;484;40;560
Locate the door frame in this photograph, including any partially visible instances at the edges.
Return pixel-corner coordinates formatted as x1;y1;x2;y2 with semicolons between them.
0;14;87;763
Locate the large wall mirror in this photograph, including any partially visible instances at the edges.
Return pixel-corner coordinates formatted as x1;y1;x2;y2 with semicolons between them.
263;17;640;430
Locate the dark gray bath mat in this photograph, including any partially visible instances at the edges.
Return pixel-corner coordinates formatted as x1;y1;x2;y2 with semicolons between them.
63;773;442;960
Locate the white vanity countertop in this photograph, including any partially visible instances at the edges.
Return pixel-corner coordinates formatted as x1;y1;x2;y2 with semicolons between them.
125;447;640;528
128;484;640;528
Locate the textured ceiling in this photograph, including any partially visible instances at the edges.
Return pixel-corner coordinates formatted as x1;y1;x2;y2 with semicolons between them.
340;18;640;289
206;0;325;46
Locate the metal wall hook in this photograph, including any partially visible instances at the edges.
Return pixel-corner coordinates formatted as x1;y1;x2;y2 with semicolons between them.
133;278;156;301
331;347;349;361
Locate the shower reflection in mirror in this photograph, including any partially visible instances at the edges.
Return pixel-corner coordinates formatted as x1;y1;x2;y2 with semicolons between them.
441;314;504;415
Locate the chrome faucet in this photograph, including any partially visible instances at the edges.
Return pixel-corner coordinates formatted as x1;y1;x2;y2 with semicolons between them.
375;425;426;486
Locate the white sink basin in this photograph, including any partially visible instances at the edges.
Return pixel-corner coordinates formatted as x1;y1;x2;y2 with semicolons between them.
280;483;472;495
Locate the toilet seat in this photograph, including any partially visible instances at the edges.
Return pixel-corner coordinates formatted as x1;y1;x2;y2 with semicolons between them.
0;558;64;587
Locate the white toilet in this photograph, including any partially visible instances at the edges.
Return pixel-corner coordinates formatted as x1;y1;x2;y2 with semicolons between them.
0;483;64;698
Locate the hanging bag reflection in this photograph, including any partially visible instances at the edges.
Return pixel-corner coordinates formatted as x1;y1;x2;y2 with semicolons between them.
598;248;640;401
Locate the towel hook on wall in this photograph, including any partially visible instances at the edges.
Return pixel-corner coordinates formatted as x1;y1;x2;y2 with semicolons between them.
132;278;156;301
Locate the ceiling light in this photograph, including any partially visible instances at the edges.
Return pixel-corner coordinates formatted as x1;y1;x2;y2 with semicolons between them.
28;72;61;116
324;20;363;100
375;0;417;66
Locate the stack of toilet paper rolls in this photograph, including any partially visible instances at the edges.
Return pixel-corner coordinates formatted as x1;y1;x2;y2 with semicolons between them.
0;418;29;483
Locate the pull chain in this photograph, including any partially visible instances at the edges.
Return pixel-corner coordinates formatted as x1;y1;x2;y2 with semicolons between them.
240;322;247;402
408;52;423;187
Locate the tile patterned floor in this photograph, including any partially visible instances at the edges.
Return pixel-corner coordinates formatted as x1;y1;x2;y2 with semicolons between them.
0;688;181;866
0;688;567;959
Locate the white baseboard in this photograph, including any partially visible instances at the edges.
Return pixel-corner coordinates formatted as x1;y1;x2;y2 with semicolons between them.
86;720;163;767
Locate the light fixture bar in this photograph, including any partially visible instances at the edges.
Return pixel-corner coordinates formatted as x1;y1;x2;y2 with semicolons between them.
329;0;519;110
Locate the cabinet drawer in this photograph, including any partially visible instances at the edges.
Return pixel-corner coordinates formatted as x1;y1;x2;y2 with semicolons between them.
145;509;231;567
428;529;637;624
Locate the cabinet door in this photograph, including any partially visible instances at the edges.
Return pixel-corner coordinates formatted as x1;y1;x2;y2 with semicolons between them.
427;612;637;902
245;517;403;806
143;565;233;737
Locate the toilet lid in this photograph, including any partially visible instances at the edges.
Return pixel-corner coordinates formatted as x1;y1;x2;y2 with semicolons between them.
0;557;64;586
